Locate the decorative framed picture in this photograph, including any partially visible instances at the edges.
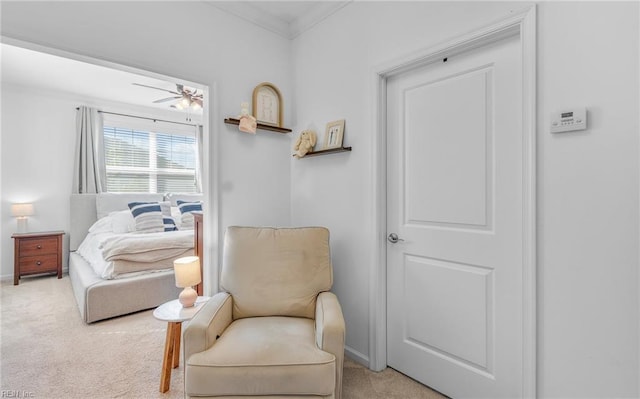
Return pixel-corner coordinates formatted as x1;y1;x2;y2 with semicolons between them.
252;82;283;127
323;119;345;149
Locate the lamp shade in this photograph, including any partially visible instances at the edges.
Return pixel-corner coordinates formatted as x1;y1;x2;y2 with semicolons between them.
174;256;201;288
11;203;34;217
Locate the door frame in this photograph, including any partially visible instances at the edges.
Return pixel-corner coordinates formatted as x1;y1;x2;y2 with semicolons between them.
368;7;537;397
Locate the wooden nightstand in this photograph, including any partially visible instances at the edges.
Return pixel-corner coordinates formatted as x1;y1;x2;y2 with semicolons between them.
12;231;64;285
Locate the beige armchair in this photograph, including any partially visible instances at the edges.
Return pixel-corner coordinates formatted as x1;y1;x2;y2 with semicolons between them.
183;226;345;398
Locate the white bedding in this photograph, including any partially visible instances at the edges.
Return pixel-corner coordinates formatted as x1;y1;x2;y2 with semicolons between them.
77;230;194;279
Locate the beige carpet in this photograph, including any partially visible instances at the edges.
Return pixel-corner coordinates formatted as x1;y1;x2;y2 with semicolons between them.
1;276;446;399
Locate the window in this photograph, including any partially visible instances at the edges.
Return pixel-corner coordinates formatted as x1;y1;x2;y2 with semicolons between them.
102;117;199;193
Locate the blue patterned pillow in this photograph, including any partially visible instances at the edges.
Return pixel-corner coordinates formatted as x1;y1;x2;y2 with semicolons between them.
177;200;203;229
163;217;178;232
128;202;165;233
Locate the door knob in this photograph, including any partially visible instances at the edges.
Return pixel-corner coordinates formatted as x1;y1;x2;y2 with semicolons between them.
387;233;404;243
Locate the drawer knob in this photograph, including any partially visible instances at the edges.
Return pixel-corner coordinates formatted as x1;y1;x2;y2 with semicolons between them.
36;245;42;249
36;261;42;266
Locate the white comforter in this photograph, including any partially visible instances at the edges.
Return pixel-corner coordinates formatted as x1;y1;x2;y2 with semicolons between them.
77;230;194;279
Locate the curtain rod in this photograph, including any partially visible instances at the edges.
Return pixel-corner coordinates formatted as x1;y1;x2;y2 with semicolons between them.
75;107;198;127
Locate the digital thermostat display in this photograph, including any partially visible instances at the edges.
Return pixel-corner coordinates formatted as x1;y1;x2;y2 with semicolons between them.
551;107;587;133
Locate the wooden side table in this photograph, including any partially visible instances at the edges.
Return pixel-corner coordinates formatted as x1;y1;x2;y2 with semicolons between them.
12;231;65;285
153;296;210;393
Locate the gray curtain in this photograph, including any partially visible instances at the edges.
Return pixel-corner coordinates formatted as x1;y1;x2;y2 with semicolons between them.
72;106;106;193
195;124;204;193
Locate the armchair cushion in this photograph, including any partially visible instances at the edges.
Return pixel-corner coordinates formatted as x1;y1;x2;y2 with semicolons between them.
186;316;336;397
221;227;332;319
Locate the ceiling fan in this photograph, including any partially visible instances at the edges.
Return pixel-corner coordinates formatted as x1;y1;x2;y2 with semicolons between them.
132;82;203;110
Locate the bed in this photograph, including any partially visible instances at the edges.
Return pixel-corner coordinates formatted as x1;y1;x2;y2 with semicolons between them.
69;193;202;323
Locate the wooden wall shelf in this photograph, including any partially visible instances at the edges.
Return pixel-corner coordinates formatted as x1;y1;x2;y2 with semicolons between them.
224;118;292;134
296;147;353;158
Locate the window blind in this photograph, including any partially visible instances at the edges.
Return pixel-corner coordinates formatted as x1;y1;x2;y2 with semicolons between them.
103;126;198;193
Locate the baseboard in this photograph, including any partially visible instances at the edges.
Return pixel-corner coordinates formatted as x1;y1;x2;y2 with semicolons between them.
345;345;370;368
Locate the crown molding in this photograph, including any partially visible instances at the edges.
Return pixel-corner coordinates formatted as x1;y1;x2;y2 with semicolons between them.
289;1;350;39
204;1;351;40
206;1;290;39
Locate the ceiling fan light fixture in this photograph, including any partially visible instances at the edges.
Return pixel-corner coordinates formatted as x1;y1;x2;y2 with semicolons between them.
134;82;203;112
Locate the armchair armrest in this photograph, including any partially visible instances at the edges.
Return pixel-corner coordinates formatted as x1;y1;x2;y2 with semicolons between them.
183;292;233;363
315;291;345;399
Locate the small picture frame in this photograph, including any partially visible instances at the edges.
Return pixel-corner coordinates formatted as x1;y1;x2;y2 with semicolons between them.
323;119;345;149
252;82;283;127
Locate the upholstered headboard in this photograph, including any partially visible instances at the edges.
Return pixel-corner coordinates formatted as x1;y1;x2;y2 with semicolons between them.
69;192;204;251
70;194;96;251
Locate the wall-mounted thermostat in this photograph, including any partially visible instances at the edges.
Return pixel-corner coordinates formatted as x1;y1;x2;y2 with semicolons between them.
550;107;587;133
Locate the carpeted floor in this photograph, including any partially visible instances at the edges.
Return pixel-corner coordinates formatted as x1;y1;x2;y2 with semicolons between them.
1;276;445;399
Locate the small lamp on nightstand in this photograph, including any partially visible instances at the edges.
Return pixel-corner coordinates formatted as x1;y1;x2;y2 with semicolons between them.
11;203;34;233
173;256;201;308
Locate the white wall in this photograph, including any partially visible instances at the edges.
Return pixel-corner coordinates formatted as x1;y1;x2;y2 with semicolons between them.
1;1;294;278
1;85;78;276
537;3;639;396
291;1;639;398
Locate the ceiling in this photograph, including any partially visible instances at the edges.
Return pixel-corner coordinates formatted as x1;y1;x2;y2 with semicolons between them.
0;2;350;110
1;43;203;115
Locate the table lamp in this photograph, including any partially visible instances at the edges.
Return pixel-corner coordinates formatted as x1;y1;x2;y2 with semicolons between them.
173;256;201;307
11;203;34;233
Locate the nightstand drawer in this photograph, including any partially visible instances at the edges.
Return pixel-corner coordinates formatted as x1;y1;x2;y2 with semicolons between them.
19;237;58;257
18;254;59;274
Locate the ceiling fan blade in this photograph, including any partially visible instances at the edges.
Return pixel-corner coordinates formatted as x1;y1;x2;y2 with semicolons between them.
132;83;181;95
153;96;181;103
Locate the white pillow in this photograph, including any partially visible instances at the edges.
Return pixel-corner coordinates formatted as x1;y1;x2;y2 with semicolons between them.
170;207;182;229
88;216;113;234
109;210;136;233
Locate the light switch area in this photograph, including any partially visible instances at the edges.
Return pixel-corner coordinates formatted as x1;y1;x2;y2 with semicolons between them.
550;107;587;133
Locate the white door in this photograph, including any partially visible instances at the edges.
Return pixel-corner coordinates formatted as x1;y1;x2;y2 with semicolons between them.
386;33;523;398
